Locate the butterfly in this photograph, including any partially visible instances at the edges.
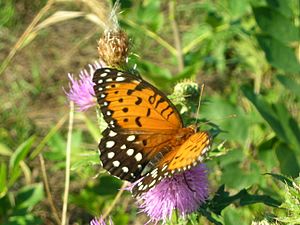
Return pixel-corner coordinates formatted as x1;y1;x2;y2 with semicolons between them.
93;68;212;196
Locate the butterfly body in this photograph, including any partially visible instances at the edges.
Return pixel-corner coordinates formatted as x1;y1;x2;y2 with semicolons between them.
93;68;212;195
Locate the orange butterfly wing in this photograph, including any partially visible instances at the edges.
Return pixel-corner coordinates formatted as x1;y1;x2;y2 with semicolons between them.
93;68;182;130
132;131;211;194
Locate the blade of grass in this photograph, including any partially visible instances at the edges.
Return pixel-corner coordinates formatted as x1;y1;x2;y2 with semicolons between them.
39;154;61;225
169;0;184;72
0;0;55;75
30;114;68;160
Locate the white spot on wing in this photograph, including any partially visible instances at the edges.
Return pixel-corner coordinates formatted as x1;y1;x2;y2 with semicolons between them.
127;135;136;141
151;168;158;175
152;173;158;178
106;78;113;82
135;153;142;162
126;149;134;156
161;164;168;171
120;144;126;150
108;130;117;137
117;72;123;76
122;167;129;173
98;79;103;84
106;111;112;116
106;141;115;148
100;72;108;77
107;152;115;159
149;180;156;187
116;77;126;82
112;160;120;167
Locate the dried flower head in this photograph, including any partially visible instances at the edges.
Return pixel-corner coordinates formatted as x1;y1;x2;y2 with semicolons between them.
98;30;129;67
134;164;209;224
98;2;129;67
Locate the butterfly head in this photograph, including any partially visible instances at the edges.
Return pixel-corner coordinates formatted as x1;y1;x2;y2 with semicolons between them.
189;124;198;132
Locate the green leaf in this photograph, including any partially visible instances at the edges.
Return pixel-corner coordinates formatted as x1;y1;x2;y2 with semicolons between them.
256;35;300;73
173;63;201;82
206;185;280;215
138;61;173;91
221;162;261;189
253;7;299;43
0;143;12;156
275;143;300;178
0;163;7;198
266;0;293;17
8;213;42;225
242;85;300;150
226;0;250;18
93;176;122;196
265;172;293;187
9;136;35;186
135;0;164;32
15;183;44;209
258;137;279;171
222;207;249;225
277;75;300;99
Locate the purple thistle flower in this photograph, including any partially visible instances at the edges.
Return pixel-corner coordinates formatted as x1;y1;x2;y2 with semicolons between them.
135;164;209;224
65;61;104;111
90;217;113;225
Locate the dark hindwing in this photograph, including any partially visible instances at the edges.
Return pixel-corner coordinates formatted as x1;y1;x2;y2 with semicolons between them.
99;128;147;182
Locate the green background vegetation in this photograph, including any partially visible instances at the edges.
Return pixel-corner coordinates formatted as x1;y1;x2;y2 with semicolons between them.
0;0;299;224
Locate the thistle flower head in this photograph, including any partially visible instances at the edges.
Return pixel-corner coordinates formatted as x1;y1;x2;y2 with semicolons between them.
65;61;103;111
134;164;209;224
90;217;113;225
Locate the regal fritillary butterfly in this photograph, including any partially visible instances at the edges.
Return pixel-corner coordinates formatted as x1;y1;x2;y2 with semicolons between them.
93;68;212;195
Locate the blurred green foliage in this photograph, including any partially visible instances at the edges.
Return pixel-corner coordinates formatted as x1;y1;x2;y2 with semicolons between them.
0;0;299;224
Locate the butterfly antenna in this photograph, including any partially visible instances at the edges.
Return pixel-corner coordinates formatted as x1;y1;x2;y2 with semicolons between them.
195;84;205;127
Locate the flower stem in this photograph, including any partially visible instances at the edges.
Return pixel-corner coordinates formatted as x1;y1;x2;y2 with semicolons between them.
61;101;74;225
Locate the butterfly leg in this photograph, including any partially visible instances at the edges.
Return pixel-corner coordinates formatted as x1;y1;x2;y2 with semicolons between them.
183;172;196;193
